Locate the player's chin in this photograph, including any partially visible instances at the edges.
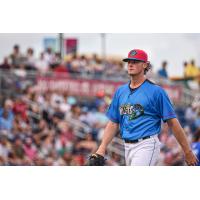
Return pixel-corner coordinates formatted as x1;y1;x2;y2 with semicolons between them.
128;72;137;76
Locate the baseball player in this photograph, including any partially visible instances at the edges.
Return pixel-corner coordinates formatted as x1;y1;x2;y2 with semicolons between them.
88;49;198;166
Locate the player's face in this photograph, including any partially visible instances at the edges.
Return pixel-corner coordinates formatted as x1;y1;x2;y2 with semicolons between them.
127;60;146;76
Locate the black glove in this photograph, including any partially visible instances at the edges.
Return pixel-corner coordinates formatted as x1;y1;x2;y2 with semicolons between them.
87;153;106;166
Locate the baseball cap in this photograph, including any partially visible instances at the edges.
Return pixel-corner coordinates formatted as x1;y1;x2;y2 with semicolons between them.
123;49;148;62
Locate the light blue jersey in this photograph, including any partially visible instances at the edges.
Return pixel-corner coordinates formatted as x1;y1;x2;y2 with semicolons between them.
106;80;176;140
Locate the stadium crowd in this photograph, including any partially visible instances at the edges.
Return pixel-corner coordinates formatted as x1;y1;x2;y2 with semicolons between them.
0;88;124;165
0;45;200;166
0;45;127;80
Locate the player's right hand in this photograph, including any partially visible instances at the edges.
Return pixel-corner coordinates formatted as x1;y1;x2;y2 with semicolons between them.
185;150;199;166
95;145;106;157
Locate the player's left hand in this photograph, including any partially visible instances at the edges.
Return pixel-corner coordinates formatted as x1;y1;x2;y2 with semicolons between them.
86;153;106;166
184;150;199;166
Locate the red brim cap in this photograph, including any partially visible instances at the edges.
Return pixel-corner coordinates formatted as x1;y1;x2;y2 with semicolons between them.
122;49;148;62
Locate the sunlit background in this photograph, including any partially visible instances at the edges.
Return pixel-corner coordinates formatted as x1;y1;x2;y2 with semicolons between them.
1;33;200;77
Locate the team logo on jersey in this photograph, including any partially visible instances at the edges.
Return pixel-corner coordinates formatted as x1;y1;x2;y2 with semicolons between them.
119;104;144;120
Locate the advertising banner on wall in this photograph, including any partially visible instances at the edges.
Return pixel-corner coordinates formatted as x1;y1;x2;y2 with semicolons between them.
43;38;58;52
35;76;182;102
65;38;77;54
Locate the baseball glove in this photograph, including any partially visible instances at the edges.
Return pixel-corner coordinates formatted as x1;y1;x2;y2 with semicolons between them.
87;153;106;166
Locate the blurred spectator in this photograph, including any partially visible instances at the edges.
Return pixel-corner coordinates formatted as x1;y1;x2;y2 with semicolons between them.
157;61;168;78
9;44;24;68
12;136;25;160
0;136;11;163
194;111;200;130
94;58;104;77
93;90;106;110
163;134;183;166
185;105;197;132
183;61;188;75
13;64;27;77
90;54;98;65
185;105;196;121
0;109;13;131
53;52;62;67
79;55;89;73
106;152;121;166
50;91;65;109
13;97;28;121
69;54;81;74
184;59;199;78
23;137;37;160
69;104;82;120
75;133;98;154
191;129;200;166
44;47;55;66
181;60;200;89
0;57;11;70
35;53;49;74
25;48;36;71
94;104;108;128
0;99;14;131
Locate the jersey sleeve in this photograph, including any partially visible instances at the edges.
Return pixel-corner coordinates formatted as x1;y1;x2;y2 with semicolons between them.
106;89;120;123
156;88;176;122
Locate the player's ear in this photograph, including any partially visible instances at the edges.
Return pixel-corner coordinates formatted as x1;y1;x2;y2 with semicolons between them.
143;62;148;70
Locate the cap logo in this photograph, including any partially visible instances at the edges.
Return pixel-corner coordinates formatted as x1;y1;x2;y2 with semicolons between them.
130;50;137;57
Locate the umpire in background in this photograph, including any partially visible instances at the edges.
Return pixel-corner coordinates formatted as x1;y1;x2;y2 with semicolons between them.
88;49;198;166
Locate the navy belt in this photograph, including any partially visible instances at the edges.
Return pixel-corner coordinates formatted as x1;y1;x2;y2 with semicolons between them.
124;136;151;144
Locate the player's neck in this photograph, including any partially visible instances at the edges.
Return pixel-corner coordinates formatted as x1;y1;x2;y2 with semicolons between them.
130;75;146;89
